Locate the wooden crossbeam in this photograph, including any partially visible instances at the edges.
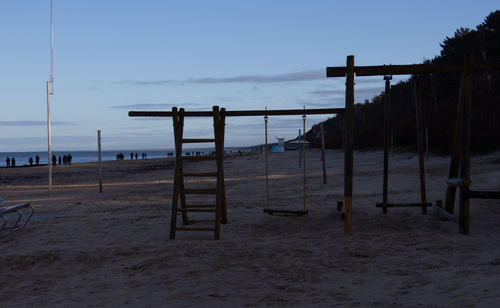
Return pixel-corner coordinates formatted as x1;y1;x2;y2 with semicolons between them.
129;108;344;118
326;62;500;77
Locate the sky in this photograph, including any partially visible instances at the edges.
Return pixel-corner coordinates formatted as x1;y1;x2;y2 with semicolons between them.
1;1;498;152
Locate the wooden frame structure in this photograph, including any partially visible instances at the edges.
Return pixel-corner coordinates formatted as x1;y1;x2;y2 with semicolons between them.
327;54;500;234
129;107;348;238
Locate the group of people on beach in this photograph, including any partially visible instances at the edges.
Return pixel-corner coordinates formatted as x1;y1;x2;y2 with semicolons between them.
4;154;73;168
116;152;148;160
51;154;72;166
5;155;40;167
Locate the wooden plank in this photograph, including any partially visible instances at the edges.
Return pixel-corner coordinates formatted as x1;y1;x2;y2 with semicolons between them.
263;208;308;216
181;189;217;194
382;76;391;214
326;62;500;78
129;108;345;118
177;208;216;213
469;191;500;199
376;202;432;208
176;227;216;232
182;172;218;177
344;55;355;234
182;138;217;143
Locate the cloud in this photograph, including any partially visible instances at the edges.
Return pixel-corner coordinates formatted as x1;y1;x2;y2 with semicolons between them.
116;70;325;86
0;121;72;126
112;103;204;110
111;103;177;110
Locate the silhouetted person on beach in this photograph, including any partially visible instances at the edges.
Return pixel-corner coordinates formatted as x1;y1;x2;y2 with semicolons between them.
135;153;138;160
29;157;33;166
130;152;134;160
11;157;15;167
6;157;10;167
58;156;62;165
52;154;57;167
68;154;72;165
36;155;40;165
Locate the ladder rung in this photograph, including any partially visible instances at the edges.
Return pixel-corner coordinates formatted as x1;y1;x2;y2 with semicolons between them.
181;156;216;161
176;227;216;232
182;172;218;177
181;189;217;194
184;204;216;208
182;138;217;143
177;208;216;212
188;219;215;224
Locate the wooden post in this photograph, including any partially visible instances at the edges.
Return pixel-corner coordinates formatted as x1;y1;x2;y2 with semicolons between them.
170;107;181;239
391;131;394;157
382;75;392;213
444;66;467;213
413;77;427;214
97;130;102;193
459;53;474;234
321;123;327;184
212;106;221;240
425;127;429;161
219;108;228;224
344;55;355;234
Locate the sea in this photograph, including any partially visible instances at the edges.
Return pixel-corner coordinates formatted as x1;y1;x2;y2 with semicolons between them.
0;146;260;167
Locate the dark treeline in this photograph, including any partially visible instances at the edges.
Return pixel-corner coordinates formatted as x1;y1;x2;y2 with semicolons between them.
306;11;500;154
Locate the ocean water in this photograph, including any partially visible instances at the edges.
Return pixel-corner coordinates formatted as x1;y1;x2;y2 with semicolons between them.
0;147;257;167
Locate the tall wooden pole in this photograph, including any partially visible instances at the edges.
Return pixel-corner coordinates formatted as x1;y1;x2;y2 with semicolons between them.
321;123;327;184
382;75;392;213
344;55;355;234
444;63;467;214
413;77;427;214
98;130;102;193
459;53;474;234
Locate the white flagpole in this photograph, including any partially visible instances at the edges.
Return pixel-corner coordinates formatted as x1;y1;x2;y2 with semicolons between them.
47;0;54;192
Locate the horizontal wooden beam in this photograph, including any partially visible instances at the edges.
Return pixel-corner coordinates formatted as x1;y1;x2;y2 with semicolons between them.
129;108;345;118
326;62;500;77
469;190;500;199
376;202;432;208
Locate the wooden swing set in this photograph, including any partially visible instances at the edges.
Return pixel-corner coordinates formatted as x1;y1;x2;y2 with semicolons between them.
130;107;344;239
129;53;499;239
327;53;500;234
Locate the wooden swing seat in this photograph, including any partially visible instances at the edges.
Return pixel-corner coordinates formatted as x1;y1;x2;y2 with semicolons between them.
263;208;308;216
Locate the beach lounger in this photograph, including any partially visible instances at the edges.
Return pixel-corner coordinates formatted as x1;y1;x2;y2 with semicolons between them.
0;197;34;238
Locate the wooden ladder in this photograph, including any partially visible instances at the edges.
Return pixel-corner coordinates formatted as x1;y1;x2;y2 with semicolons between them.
170;106;227;240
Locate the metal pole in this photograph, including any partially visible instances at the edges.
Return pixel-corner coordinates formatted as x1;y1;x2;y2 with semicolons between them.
303;113;306;211
298;129;302;168
264;112;269;209
98;130;102;193
321;123;327;184
46;81;52;192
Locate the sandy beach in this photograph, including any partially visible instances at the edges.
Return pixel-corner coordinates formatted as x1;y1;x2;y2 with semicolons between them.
1;149;500;307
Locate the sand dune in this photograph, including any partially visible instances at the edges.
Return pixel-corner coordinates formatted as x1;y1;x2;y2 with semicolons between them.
1;149;499;307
